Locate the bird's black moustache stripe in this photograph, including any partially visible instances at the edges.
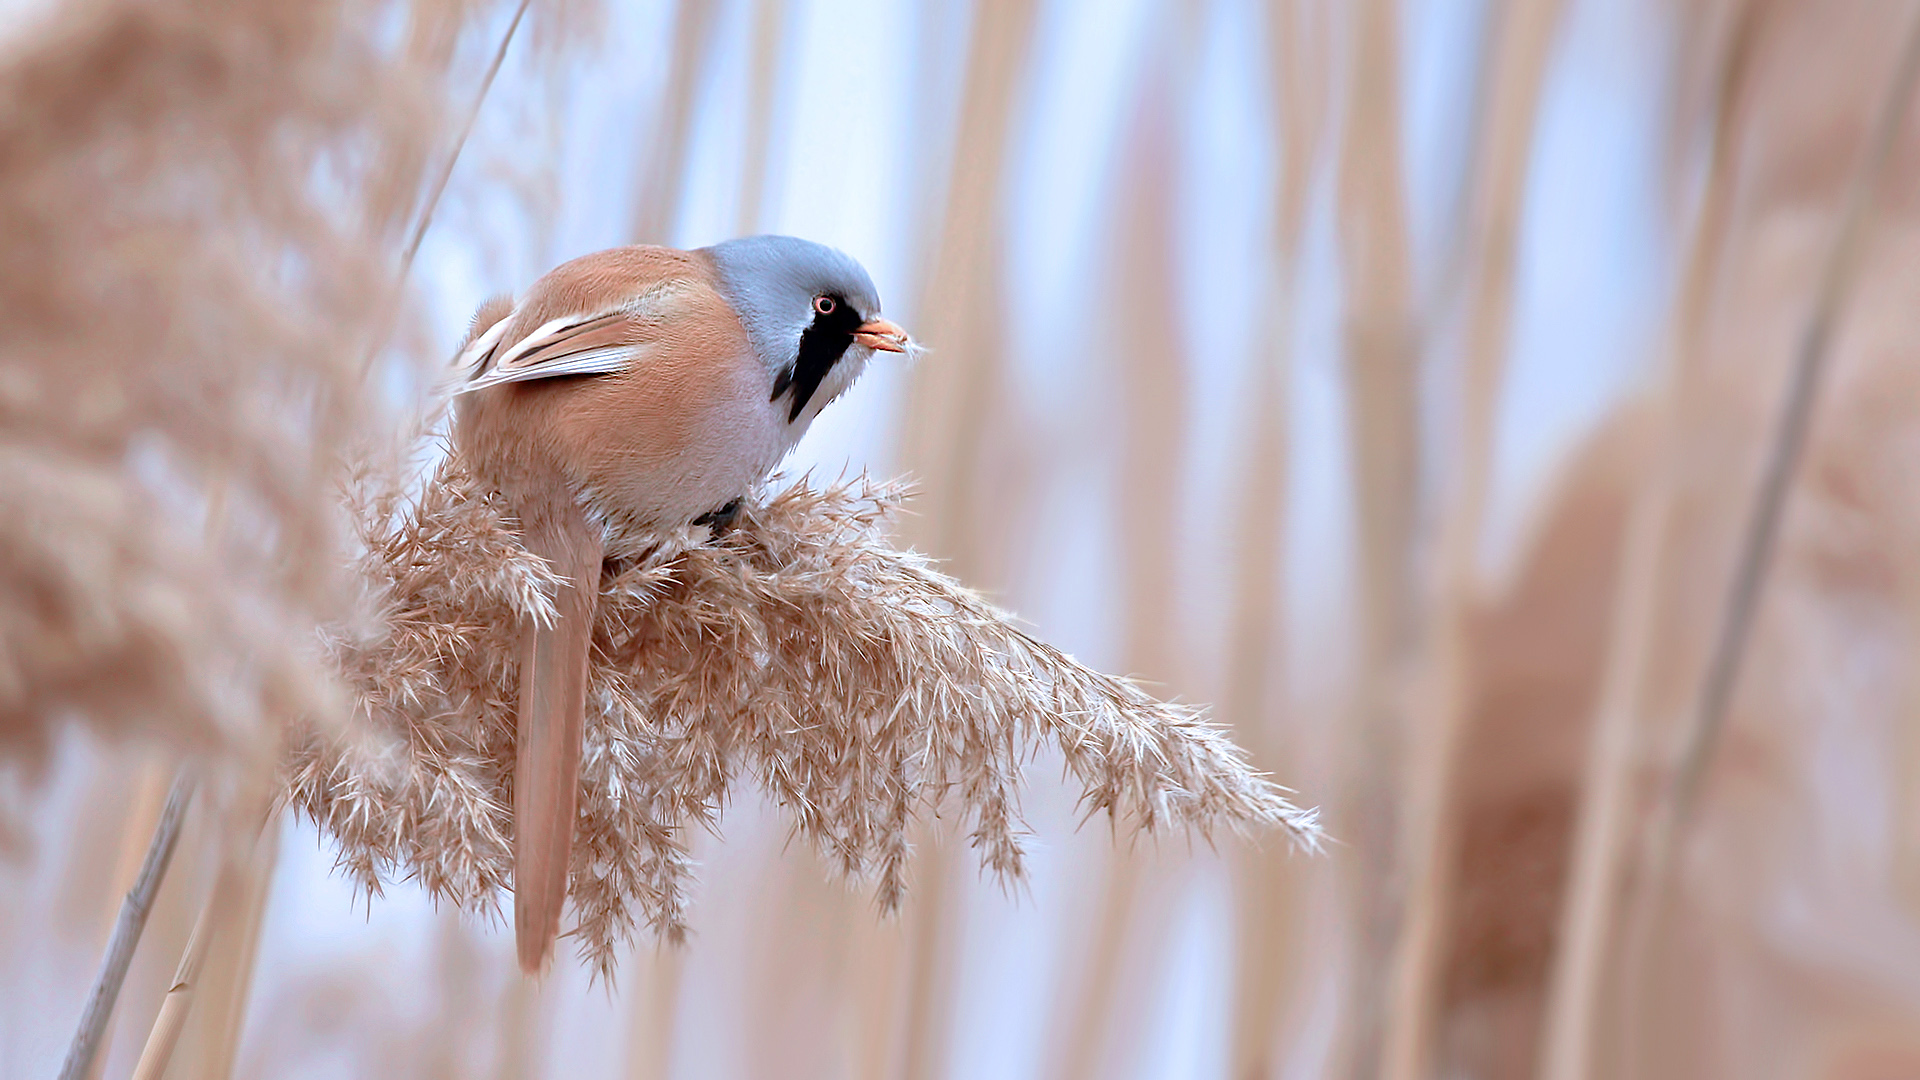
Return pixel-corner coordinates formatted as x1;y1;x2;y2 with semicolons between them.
772;295;861;422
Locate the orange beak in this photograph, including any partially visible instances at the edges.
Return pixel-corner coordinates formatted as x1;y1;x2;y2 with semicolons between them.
853;318;911;353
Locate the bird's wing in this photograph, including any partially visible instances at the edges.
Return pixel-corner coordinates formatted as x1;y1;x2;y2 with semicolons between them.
457;310;643;393
455;278;698;394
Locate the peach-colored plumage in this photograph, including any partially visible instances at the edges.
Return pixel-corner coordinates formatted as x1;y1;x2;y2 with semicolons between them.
453;239;906;973
458;248;787;534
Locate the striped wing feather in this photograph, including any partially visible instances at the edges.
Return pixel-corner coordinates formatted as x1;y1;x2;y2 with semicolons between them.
459;310;647;393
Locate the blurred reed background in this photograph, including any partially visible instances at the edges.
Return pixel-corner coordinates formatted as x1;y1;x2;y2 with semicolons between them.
6;0;1920;1077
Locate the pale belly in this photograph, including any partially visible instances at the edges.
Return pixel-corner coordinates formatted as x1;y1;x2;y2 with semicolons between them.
573;366;804;534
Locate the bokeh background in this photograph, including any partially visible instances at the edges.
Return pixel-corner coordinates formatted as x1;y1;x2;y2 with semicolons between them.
6;0;1920;1077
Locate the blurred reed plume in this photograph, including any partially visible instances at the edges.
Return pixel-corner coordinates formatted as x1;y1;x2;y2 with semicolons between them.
294;458;1320;978
0;0;536;1074
0;0;480;781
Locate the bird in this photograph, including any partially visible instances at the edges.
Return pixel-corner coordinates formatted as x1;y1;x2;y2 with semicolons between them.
450;235;910;973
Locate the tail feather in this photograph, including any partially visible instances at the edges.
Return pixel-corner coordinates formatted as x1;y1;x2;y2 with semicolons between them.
513;502;603;975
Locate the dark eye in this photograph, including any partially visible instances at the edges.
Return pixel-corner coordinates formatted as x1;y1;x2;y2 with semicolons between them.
813;295;837;316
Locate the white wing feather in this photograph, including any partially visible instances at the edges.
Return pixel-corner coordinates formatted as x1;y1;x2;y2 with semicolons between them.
454;280;696;394
459;343;647;393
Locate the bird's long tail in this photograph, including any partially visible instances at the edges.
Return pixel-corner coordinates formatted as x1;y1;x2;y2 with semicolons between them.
513;503;603;974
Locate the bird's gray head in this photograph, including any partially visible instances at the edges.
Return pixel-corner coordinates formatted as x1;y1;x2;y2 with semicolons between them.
702;235;908;424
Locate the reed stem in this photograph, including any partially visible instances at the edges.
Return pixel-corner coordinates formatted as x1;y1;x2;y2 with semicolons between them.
1616;6;1920;1071
129;876;225;1080
128;798;276;1080
59;770;196;1080
398;0;534;278
1333;1;1422;1071
1535;6;1763;1077
1379;2;1564;1074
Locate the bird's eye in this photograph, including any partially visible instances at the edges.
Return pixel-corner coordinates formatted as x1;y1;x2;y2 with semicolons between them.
813;295;837;316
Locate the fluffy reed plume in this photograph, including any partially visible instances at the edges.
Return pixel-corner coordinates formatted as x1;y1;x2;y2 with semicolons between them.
0;0;466;773
290;459;1321;977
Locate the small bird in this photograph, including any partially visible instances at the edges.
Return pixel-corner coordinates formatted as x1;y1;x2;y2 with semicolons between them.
451;236;909;973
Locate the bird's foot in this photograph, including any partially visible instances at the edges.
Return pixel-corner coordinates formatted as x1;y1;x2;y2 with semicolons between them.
692;497;743;537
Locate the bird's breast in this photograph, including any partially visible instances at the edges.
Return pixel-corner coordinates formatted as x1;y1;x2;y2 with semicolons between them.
454;266;809;539
552;349;798;533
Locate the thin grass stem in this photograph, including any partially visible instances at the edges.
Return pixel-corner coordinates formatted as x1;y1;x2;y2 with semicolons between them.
1333;1;1423;1071
129;877;224;1080
1379;2;1565;1074
1535;6;1764;1077
1615;6;1920;1072
359;0;533;383
631;0;721;244
398;0;534;280
128;800;275;1080
59;770;196;1080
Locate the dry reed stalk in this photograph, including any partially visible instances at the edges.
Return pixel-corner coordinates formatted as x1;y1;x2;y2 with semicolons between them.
495;964;540;1080
895;820;952;1080
1052;52;1195;1079
1218;337;1301;1062
56;758;170;943
1899;531;1920;913
630;0;721;243
361;1;466;241
824;12;978;1067
1054;851;1141;1079
849;920;910;1080
1615;8;1920;1072
129;778;274;1080
1416;409;1649;1080
421;910;486;1080
171;817;280;1080
1226;7;1331;1074
58;759;172;1080
128;865;231;1080
804;874;873;1078
804;893;893;1080
893;0;1038;570
738;843;863;1078
1425;5;1501;322
891;3;1043;1072
1534;5;1763;1077
622;945;682;1080
1333;0;1423;1072
59;771;194;1080
735;0;787;236
397;0;534;283
292;461;1320;979
1379;1;1565;1075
